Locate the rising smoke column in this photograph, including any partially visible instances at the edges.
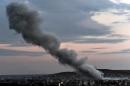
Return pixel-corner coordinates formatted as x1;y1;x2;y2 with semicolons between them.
6;2;103;79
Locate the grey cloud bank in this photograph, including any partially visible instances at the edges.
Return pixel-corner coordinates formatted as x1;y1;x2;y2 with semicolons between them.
0;0;120;44
101;48;130;54
72;38;126;44
0;49;46;56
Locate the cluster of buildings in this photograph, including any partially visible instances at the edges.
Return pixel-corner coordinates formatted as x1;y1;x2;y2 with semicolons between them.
0;77;130;86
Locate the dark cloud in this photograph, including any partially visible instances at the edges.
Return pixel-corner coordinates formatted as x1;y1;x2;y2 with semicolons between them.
108;34;128;38
122;49;130;53
0;0;126;44
92;47;108;50
101;51;130;54
0;0;128;45
9;43;31;47
42;13;112;42
80;50;98;53
115;3;130;10
0;49;46;56
29;0;114;12
31;0;113;41
76;0;115;11
1;0;130;45
72;38;127;44
101;48;130;54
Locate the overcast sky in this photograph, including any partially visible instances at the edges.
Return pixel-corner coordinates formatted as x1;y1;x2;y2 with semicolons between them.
0;0;130;75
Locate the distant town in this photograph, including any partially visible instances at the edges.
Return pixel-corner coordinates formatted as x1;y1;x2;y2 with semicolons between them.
0;69;130;86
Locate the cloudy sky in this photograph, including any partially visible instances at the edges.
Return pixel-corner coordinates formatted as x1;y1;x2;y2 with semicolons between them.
0;0;130;75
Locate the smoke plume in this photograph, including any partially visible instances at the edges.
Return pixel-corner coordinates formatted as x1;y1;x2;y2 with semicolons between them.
6;2;103;79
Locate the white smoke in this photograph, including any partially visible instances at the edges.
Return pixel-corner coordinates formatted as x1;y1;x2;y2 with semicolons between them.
6;2;103;79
